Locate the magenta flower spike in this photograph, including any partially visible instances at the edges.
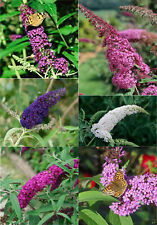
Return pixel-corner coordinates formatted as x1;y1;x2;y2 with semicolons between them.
18;159;79;208
79;4;150;90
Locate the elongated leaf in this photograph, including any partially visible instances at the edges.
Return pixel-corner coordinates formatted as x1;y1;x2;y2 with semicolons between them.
44;3;57;23
79;191;119;204
0;42;30;59
56;194;66;211
10;193;22;221
109;210;133;225
57;12;76;26
57;212;71;221
80;209;108;225
37;212;54;225
0;12;20;22
63;51;78;69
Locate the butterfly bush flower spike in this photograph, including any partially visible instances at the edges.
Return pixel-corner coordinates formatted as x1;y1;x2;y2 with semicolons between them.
101;148;157;216
18;159;78;208
20;88;66;129
20;5;68;74
142;85;157;95
79;4;150;90
91;105;148;142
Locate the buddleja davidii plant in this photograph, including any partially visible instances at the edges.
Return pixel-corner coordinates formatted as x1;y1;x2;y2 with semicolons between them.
0;147;79;225
1;88;66;147
79;4;157;96
79;147;157;225
80;105;149;147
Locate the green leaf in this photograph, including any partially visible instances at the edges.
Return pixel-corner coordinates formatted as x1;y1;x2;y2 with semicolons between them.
0;12;20;22
80;209;108;225
109;210;133;225
79;191;119;204
56;194;66;211
44;3;57;23
58;25;78;35
57;12;76;26
64;126;78;131
29;215;41;225
10;193;22;221
57;212;71;221
11;0;23;7
37;212;54;225
63;51;78;69
0;42;30;59
29;1;45;12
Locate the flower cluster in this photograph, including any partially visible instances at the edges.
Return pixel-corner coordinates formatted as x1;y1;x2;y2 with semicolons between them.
79;4;151;90
91;105;148;142
9;34;22;41
118;29;145;42
20;88;66;129
120;5;157;25
110;173;157;216
18;159;79;209
104;35;150;89
100;148;157;216
142;85;157;95
18;164;64;208
20;5;68;74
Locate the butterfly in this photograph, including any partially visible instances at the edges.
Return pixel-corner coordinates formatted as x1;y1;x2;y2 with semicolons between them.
102;170;127;198
26;12;48;27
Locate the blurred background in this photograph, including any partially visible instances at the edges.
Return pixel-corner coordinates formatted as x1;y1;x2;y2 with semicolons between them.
79;96;157;146
0;79;78;147
79;146;157;225
79;0;157;95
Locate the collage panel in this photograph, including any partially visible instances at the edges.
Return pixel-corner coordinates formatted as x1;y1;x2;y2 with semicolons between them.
0;147;78;224
0;79;78;147
79;1;157;95
0;0;78;78
79;96;156;147
79;146;157;225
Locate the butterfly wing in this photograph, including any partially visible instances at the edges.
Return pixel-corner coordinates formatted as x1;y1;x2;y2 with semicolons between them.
102;170;127;198
26;13;44;27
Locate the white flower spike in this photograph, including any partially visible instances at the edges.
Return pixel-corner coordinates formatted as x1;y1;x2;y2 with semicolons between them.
91;105;149;142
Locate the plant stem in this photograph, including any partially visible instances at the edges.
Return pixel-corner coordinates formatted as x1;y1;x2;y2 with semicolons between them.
57;26;69;48
11;58;21;79
14;129;25;146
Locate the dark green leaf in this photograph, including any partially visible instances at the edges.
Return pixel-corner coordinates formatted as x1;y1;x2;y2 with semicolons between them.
37;212;54;225
80;209;108;225
63;51;78;69
10;193;22;221
57;12;76;26
44;3;57;23
109;210;133;225
79;191;119;204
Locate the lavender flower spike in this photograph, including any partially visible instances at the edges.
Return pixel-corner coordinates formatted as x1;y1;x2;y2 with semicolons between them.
100;148;157;216
20;88;66;129
91;105;148;142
